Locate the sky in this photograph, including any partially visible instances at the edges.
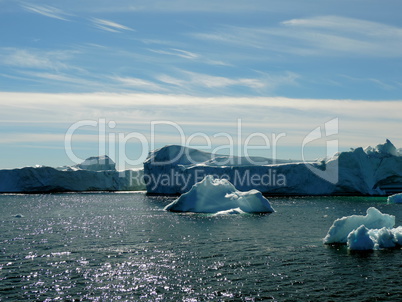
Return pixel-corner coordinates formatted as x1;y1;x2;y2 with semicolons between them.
1;0;402;169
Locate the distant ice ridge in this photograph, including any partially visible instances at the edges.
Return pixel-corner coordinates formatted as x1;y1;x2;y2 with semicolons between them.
144;140;402;196
58;155;116;172
164;175;275;214
0;156;145;193
324;207;402;250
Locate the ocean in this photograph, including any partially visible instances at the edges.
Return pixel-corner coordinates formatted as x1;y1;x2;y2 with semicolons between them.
1;193;401;301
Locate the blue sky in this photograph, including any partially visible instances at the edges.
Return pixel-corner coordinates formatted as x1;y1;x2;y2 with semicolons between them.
1;0;402;168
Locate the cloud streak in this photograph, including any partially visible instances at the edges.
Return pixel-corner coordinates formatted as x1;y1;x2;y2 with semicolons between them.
148;48;199;59
91;18;134;33
148;47;231;67
156;70;299;93
2;91;400;130
21;4;71;21
0;48;78;71
112;76;166;91
19;0;347;14
194;16;402;57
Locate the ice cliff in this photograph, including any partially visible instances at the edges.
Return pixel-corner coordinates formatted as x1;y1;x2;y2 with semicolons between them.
0;156;145;193
3;139;402;195
144;140;402;196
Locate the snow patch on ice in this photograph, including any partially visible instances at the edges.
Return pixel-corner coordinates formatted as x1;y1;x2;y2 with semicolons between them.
213;207;245;215
164;175;275;214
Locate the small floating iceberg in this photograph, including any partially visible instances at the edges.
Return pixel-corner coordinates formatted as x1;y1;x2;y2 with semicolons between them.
387;193;402;204
324;207;402;250
164;175;275;214
323;207;395;244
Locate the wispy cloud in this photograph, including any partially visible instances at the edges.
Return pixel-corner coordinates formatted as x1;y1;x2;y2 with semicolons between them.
194;16;402;57
0;48;74;70
148;48;231;66
148;48;199;59
156;71;267;91
340;75;395;91
21;4;71;21
156;70;299;93
91;18;134;33
0;133;68;144
112;76;166;91
183;71;266;89
55;0;315;14
20;71;99;86
1;92;401;153
282;16;402;37
281;16;402;56
5;70;112;93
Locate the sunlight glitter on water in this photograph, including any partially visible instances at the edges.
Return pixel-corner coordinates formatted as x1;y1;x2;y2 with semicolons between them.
1;193;402;301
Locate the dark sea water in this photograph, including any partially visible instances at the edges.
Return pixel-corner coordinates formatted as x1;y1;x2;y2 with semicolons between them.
1;193;402;301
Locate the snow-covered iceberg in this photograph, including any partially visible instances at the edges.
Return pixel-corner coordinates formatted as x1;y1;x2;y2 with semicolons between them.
164;175;275;214
387;193;402;204
323;207;395;244
0;156;145;193
324;207;402;250
144;140;402;196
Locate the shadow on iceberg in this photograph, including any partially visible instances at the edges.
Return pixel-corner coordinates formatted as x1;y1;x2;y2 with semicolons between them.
164;175;275;214
387;193;402;204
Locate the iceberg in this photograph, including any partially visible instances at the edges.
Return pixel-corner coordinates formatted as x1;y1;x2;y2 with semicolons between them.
347;225;375;251
349;227;402;250
323;207;395;244
324;207;402;250
144;140;402;196
164;175;275;214
0;156;145;193
387;193;402;204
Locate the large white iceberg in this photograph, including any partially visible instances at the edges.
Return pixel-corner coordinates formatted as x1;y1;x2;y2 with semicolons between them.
144;140;402;196
164;175;275;214
324;207;402;250
0;156;145;193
